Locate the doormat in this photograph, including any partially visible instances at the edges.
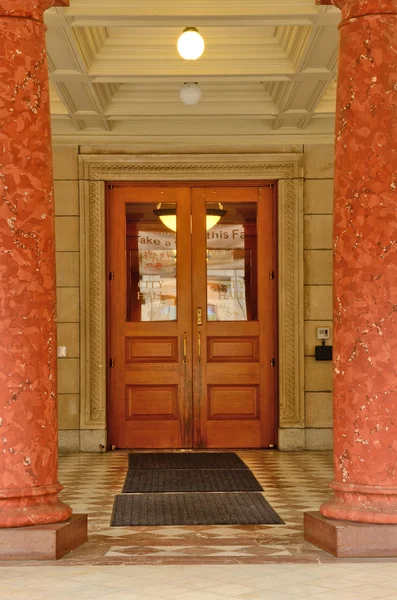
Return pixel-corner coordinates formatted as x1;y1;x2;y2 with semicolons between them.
128;452;248;470
111;492;284;526
122;469;263;493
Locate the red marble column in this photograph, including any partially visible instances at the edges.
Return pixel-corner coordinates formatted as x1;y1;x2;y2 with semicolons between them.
317;0;397;523
0;0;72;527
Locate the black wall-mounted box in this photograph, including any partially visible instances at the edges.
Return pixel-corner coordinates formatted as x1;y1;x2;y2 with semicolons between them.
315;345;333;361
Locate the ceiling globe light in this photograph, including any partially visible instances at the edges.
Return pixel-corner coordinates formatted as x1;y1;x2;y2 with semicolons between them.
180;83;201;105
177;27;205;60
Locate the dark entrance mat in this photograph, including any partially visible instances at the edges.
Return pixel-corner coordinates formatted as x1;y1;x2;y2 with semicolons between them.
111;492;284;526
122;469;263;493
128;452;248;470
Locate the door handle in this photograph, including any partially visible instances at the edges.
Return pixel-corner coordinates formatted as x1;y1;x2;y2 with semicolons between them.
197;331;202;364
183;332;187;364
196;307;202;326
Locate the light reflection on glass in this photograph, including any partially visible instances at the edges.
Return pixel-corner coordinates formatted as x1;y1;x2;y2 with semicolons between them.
206;203;257;322
126;204;177;322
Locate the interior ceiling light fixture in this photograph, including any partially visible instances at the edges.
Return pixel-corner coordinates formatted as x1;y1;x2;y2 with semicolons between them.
177;27;205;60
180;82;201;105
154;203;226;232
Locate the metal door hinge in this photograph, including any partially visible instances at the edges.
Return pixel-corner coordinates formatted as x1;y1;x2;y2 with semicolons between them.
269;271;275;280
109;272;114;281
109;358;115;368
270;358;276;367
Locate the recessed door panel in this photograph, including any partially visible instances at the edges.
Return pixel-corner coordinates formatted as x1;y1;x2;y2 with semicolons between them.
125;337;179;363
208;385;260;419
207;336;259;362
125;385;179;420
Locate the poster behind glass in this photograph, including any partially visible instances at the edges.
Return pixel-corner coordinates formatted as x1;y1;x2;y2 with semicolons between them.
126;203;177;322
206;202;257;322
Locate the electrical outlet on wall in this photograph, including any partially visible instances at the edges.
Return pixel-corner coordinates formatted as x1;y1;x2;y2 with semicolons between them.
317;327;330;340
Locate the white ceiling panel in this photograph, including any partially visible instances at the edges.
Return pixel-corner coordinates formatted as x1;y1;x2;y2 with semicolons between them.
46;0;341;144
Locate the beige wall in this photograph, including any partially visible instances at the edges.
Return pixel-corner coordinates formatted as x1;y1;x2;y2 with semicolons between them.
53;144;334;452
303;146;334;450
53;146;81;452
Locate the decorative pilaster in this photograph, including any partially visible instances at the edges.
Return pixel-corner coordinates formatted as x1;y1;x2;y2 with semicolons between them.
0;0;72;527
314;0;397;523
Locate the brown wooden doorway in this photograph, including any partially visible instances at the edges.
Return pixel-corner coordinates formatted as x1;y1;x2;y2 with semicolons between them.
107;183;277;449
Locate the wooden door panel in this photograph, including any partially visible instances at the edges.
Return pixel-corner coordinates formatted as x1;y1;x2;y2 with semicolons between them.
107;185;192;449
207;421;261;448
122;421;184;449
125;366;179;383
125;337;179;363
207;336;259;362
125;322;177;336
203;322;259;336
206;363;260;380
208;385;260;419
192;185;277;449
125;385;179;420
204;186;258;202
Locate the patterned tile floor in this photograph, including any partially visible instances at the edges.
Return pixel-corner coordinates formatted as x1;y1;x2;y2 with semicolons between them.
53;449;340;565
3;451;397;599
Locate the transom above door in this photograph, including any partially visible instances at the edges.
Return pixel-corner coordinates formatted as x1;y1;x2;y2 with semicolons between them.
107;183;277;449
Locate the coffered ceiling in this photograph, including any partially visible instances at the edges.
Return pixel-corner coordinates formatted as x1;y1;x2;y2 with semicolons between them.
46;0;340;145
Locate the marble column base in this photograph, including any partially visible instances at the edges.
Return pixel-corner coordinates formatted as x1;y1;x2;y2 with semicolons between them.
304;511;397;557
0;483;72;528
0;514;87;560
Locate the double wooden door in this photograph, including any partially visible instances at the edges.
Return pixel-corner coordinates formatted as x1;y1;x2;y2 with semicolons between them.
107;183;277;449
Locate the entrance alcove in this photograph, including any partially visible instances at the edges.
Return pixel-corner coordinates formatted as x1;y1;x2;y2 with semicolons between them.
78;153;305;451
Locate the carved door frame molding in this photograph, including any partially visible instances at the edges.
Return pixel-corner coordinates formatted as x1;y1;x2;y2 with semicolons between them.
78;153;305;440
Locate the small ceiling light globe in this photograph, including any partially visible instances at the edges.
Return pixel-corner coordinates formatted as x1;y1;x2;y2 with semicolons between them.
177;27;205;60
180;83;202;105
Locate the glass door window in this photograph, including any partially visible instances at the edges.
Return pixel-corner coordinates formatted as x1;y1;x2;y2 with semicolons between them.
206;202;258;321
126;203;177;322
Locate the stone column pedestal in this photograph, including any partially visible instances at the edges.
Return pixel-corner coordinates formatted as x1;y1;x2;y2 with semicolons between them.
0;0;86;555
305;0;397;555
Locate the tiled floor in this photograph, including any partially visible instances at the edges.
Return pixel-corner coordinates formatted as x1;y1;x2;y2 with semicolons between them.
55;449;336;565
3;451;397;599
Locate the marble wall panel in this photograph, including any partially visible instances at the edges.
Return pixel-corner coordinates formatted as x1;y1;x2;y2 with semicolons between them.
304;179;334;214
55;217;79;252
54;180;79;216
304;144;335;180
58;395;80;430
54;146;80;433
58;358;80;395
57;287;79;323
304;215;333;249
306;392;333;428
304;250;332;285
303;147;334;448
57;323;79;357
